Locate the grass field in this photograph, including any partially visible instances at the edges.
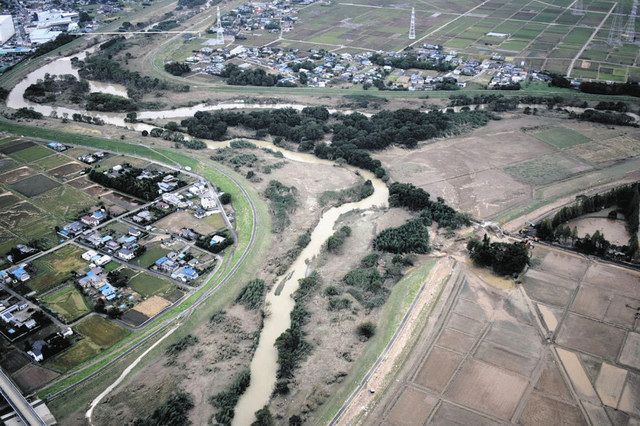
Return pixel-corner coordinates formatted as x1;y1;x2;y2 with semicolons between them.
41;286;91;323
75;315;130;348
504;154;592;186
128;271;174;298
31;154;72;171
31;185;97;220
27;245;87;294
8;145;53;163
532;127;591;149
132;244;171;269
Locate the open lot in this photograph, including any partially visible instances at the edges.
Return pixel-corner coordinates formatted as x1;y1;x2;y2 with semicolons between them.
127;270;178;299
31;184;97;220
40;285;91;323
131;295;171;318
154;210;225;235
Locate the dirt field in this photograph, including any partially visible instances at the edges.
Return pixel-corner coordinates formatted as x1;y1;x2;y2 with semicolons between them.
363;250;626;425
375;113;640;222
564;217;631;246
131;295;171;318
12;364;59;393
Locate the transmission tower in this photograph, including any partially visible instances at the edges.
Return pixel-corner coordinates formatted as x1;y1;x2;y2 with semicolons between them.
572;0;584;16
623;0;638;42
213;6;225;45
409;7;416;40
608;6;624;46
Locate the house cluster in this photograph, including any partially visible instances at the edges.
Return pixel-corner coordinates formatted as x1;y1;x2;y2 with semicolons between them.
26;327;73;362
46;141;67;151
80;226;142;262
77;150;106;164
0;301;37;339
214;0;309;39
488;62;529;88
0;263;31;283
77;264;118;300
152;251;200;282
59;208;108;238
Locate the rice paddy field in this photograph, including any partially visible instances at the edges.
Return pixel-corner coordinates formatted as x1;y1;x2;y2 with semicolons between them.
271;0;640;80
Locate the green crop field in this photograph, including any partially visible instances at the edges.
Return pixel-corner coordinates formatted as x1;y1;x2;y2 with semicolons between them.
74;315;130;348
532;127;591;149
27;245;87;294
9;145;54;163
203;212;226;230
41;285;91;323
31;154;72;171
128;271;175;298
46;339;100;372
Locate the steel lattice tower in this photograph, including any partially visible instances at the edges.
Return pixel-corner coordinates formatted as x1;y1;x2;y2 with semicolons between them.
608;6;624;46
572;0;585;16
409;8;416;40
623;0;638;42
215;6;224;45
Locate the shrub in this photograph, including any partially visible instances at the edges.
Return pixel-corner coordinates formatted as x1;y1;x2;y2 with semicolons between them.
133;390;193;426
356;322;376;339
210;369;251;425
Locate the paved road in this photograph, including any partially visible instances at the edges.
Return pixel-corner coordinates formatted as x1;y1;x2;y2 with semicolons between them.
0;368;46;425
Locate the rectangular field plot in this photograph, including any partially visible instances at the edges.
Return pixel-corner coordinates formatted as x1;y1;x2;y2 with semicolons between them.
556;314;626;361
128;271;180;300
31;185;97;220
532;127;591;149
504;154;592;186
10;174;60;197
74;315;129;347
26;245;86;294
40;285;91;323
8;145;53;163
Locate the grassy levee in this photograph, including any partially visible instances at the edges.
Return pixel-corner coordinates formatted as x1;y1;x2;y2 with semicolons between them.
0;120;271;404
316;258;437;424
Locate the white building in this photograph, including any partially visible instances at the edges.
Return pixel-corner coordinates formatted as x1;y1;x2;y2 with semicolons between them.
29;28;61;45
36;11;78;29
0;15;15;45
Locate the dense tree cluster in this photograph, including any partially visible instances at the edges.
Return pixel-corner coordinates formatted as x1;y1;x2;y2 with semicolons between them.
373;219;430;254
570;109;636;127
448;94;587;110
210;369;251;425
579;81;640;98
548;74;572;88
88;166;185;201
10;108;43;119
467;234;529;275
133;390;194;426
537;182;639;259
274;273;318;393
33;33;78;57
178;0;207;8
389;182;471;229
370;53;455;72
164;61;191;76
86;92;138;112
182;107;492;177
236;279;266;310
72;113;104;125
196;229;233;254
342;265;387;308
594;101;628;112
24;74;89;104
264;180;297;233
325;226;352;253
221;63;282;86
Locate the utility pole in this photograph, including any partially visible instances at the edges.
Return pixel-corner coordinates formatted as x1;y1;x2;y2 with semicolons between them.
409;7;416;40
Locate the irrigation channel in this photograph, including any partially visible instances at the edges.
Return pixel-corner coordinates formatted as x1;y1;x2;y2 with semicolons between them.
9;45;638;424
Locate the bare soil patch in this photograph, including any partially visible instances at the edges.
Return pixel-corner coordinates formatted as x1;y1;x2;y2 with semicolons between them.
0;166;34;185
556;314;626;361
131;295;171;318
565;217;630;246
12;364;59;393
48;162;86;180
387;386;438;426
